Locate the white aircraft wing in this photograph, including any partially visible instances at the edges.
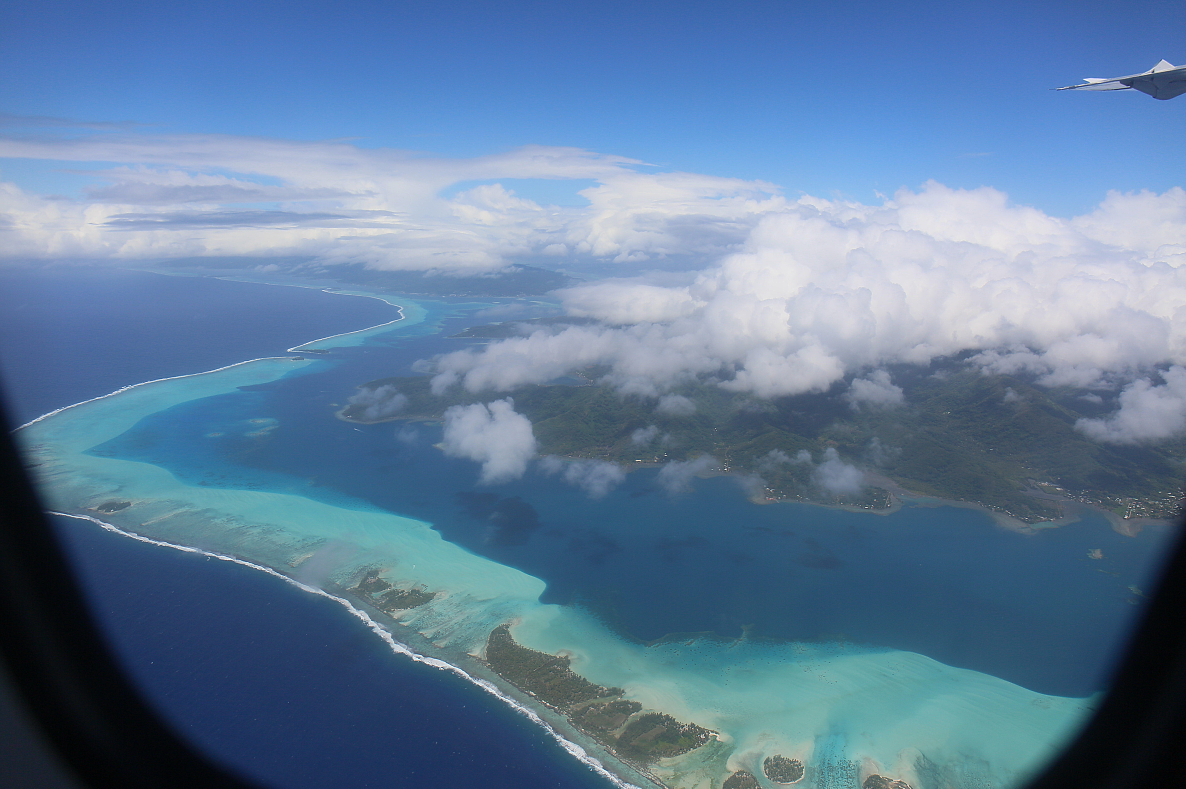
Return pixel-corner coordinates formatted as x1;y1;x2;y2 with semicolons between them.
1057;60;1186;100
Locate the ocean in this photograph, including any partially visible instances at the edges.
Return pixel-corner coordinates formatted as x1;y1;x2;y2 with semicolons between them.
3;265;1177;789
1;267;609;789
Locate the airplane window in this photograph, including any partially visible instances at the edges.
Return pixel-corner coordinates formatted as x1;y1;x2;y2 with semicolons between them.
2;4;1183;789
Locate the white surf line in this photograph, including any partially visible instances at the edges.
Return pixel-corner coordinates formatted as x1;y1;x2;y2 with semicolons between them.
50;511;649;789
13;357;297;432
286;295;405;352
13;289;410;433
130;268;411;352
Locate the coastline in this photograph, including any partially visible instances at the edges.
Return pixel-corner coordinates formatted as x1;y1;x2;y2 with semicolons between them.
54;511;658;789
12;270;1137;789
11;279;663;789
333;410;1167;538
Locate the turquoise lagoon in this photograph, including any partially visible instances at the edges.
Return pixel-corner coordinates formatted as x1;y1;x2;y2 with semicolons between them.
15;281;1170;789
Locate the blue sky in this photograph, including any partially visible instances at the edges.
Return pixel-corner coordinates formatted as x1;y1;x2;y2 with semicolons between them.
2;0;1183;216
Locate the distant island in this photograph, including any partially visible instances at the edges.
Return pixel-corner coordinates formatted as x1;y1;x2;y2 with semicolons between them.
159;257;577;297
338;328;1183;526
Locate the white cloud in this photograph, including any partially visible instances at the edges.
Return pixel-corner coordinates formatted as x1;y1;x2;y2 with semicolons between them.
631;425;661;445
657;455;719;495
1076;366;1186;444
1072;187;1186;261
440;398;537;484
844;370;904;410
1002;387;1021;403
0;126;783;274
813;448;865;496
864;437;899;466
6;125;1186;443
655;394;696;416
758;448;811;473
347;384;408;421
538;456;626;498
424;182;1186;444
561;280;703;325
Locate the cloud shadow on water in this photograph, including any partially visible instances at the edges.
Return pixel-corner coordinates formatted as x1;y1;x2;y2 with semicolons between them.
456;491;543;547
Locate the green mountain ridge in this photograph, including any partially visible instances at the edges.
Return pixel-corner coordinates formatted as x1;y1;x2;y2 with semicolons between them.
341;359;1185;525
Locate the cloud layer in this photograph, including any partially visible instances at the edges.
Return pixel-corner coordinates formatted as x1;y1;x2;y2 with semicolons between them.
425;182;1186;441
0;125;781;273
5;123;1186;442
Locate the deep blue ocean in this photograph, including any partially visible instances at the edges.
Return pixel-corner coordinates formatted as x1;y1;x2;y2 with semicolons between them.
1;268;610;789
1;266;1178;788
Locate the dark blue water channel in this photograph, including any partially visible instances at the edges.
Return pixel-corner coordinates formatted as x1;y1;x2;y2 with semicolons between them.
2;267;608;789
82;274;1178;699
0;266;404;425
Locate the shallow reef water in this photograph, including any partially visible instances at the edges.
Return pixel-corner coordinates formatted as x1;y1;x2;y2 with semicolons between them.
7;270;1176;789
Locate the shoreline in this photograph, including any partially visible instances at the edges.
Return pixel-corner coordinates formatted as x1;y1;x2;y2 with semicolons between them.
11;270;664;789
52;510;661;789
17;268;1155;789
333;409;1172;536
14;275;420;435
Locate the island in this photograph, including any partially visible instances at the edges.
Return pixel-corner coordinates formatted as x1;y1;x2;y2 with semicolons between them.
482;624;712;764
338;351;1184;527
20;277;1130;789
93;500;132;514
164;257;576;297
722;771;761;789
763;754;805;783
353;570;436;613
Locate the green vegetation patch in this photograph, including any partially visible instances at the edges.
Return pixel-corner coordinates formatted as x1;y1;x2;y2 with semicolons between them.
94;500;131;513
353;570;434;613
614;711;712;762
377;587;435;610
572;699;643;733
341;357;1185;523
764;755;805;783
863;775;912;789
484;624;623;710
722;770;761;789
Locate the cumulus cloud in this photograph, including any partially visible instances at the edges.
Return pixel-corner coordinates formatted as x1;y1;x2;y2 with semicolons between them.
864;437;899;466
424;181;1186;443
655;394;696;416
631;425;661;445
0;124;783;273
758;448;812;473
440;399;537;484
813;448;865;496
6;123;1186;443
1002;387;1021;404
657;455;719;495
844;370;904;410
347;384;408;421
1076;366;1186;444
538;456;626;498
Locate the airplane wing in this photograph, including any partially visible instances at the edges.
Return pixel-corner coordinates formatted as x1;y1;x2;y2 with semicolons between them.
1057;60;1186;100
1057;78;1133;91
